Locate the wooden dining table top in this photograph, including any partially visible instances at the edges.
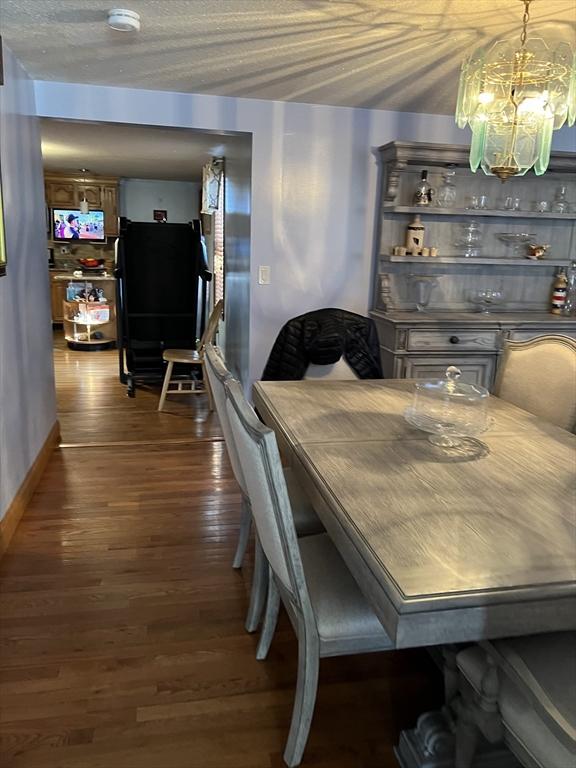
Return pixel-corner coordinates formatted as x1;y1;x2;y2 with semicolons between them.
252;379;576;648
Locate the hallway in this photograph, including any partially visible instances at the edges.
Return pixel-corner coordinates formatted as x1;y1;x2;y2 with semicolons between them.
0;339;440;768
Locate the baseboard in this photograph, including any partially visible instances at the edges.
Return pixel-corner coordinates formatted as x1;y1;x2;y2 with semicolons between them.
0;420;60;558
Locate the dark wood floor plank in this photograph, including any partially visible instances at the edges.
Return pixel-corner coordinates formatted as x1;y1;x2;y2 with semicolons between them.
0;335;441;767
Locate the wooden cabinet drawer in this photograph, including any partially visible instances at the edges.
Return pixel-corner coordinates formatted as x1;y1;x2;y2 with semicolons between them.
401;355;496;389
407;329;499;352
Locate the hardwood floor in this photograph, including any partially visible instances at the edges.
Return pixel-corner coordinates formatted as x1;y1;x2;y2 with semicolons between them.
0;336;442;767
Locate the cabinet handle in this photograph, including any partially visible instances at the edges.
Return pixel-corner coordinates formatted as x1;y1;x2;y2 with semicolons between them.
449;336;460;344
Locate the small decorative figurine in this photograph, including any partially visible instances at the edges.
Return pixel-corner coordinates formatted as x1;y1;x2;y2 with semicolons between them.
551;269;568;314
526;243;549;260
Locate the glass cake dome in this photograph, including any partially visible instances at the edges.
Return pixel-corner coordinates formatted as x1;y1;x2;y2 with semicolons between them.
404;366;490;448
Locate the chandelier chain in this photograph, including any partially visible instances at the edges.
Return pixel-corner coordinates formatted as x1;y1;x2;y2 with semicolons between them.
520;0;532;48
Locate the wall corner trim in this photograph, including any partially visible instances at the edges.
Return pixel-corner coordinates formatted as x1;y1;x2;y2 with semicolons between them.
0;421;60;558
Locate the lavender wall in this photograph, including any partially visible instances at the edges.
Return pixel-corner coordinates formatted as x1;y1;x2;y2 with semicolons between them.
33;80;576;383
0;50;56;519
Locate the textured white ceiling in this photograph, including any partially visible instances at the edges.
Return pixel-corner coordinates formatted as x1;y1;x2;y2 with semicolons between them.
2;0;575;113
40;118;247;180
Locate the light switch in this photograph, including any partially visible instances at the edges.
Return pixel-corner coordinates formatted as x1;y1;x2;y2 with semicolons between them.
258;265;271;285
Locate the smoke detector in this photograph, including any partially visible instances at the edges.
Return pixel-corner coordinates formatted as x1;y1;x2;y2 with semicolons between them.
107;8;141;32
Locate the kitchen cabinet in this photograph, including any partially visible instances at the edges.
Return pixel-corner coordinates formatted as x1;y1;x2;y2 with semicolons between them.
50;275;68;323
100;185;119;236
76;184;102;208
44;173;119;238
46;181;76;208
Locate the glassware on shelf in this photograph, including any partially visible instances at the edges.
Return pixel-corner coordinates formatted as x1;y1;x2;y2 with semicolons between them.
497;232;536;256
436;166;457;208
563;261;576;316
467;194;489;210
454;220;483;257
469;289;506;314
404;366;490;449
534;200;551;213
551;185;569;214
413;170;434;206
407;274;438;312
500;196;522;212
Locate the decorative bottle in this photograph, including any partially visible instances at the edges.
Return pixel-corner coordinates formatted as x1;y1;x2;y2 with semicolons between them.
550;269;568;314
551;185;569;214
405;214;425;254
413;170;433;206
436;165;457;208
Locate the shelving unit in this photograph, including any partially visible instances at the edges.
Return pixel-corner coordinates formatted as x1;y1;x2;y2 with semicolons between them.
59;276;117;351
382;205;575;221
370;141;576;389
379;254;573;266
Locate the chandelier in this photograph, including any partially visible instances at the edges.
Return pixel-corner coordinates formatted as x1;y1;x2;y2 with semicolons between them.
456;0;575;180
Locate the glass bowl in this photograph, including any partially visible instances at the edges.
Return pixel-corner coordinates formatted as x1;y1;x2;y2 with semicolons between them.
469;289;506;313
497;233;536;255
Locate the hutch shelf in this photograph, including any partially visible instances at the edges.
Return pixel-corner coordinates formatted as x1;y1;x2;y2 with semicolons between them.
371;142;576;389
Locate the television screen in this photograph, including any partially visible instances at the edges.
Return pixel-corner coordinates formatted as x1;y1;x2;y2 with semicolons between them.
53;209;105;241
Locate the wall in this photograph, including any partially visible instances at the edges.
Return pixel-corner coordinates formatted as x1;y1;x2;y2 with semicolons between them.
222;139;252;384
33;81;576;383
0;50;57;519
119;178;201;223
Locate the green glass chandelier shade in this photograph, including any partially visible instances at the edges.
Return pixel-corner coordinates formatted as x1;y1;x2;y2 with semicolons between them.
456;33;576;180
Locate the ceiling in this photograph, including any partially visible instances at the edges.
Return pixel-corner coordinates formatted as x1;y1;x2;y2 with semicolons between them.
40;119;244;180
2;0;575;114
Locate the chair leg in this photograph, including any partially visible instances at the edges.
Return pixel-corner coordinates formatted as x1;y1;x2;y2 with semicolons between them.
204;364;215;412
245;535;268;633
256;568;280;660
233;497;251;569
158;361;174;411
283;620;320;768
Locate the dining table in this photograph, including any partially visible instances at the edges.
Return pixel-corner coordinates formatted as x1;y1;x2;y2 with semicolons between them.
252;378;576;767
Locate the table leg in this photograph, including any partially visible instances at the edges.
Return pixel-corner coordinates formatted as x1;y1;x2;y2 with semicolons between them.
394;648;520;768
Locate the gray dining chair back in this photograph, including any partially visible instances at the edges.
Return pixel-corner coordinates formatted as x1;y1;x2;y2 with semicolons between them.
494;334;576;431
204;344;247;496
224;376;392;767
225;378;307;605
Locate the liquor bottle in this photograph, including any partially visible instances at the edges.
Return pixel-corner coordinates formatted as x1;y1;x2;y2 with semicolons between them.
405;214;425;253
436;165;457;208
413;170;434;206
550;269;568;314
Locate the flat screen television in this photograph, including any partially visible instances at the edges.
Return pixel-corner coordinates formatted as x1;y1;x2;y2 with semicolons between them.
52;209;105;241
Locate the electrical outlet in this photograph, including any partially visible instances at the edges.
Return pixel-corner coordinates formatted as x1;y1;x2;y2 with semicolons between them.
258;265;271;285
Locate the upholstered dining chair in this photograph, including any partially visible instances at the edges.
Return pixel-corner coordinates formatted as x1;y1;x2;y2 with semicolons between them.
224;377;395;767
158;299;224;412
455;632;576;768
204;343;323;633
494;335;576;431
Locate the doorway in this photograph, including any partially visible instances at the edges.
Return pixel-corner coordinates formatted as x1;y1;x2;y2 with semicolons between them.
40;118;252;446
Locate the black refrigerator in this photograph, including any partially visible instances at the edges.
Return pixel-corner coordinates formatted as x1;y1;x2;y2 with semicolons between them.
115;218;211;396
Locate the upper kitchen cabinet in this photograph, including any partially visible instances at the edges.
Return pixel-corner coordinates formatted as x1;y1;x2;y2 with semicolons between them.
76;184;102;208
45;180;76;208
44;173;119;238
100;184;119;237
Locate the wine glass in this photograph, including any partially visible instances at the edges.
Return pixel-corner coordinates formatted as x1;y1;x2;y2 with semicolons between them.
407;275;438;312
